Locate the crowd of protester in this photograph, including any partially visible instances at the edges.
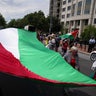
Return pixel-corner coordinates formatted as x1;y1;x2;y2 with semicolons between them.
38;33;80;71
37;32;96;72
37;31;96;72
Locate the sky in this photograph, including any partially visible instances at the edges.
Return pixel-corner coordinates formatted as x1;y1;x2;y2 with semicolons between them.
0;0;49;22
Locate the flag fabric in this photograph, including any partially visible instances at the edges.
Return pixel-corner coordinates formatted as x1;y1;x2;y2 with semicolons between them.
0;28;96;87
60;30;78;40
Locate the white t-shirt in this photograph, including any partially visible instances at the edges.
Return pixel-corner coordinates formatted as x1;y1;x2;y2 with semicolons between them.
89;39;95;44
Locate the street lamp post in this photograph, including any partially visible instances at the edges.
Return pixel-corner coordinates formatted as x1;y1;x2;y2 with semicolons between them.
49;16;52;33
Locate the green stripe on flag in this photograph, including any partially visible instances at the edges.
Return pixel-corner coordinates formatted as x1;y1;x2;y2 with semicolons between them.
18;29;96;84
60;34;74;40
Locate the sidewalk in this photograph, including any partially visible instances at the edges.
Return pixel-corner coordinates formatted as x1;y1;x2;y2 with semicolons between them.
76;44;90;55
78;49;90;55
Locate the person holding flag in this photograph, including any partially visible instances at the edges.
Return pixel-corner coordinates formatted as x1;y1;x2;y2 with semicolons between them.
64;46;80;70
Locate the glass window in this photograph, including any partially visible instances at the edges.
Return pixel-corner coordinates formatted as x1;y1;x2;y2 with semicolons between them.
85;19;88;25
62;15;65;19
77;1;82;15
77;20;80;26
67;14;70;18
67;6;71;10
57;15;59;18
72;4;75;16
61;22;64;25
63;0;66;5
94;18;96;24
86;0;91;3
84;0;91;14
57;3;60;7
71;21;74;26
62;8;66;12
68;0;71;3
66;21;69;25
57;9;60;13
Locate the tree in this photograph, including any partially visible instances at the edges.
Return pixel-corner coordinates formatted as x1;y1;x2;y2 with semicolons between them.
23;11;46;31
81;25;96;42
0;14;6;28
6;11;62;33
7;19;16;28
62;25;68;34
48;16;62;33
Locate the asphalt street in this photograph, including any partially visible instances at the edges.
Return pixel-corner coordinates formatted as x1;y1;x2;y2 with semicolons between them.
67;52;96;96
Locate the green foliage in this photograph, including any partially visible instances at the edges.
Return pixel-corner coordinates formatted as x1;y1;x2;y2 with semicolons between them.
63;25;68;34
7;19;16;28
7;11;46;30
51;17;61;33
81;25;96;41
0;14;6;28
6;11;61;33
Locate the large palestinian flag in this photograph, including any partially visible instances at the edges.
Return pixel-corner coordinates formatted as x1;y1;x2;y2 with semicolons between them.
0;28;96;87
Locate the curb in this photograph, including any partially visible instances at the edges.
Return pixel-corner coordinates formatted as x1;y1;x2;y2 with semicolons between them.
78;50;90;55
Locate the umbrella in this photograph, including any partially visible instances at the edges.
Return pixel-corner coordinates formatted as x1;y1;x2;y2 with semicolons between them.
60;30;78;40
0;28;96;87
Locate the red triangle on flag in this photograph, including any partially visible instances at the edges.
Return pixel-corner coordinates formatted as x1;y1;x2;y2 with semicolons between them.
71;30;78;38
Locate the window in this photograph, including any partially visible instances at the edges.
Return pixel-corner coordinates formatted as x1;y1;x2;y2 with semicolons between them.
68;0;71;3
86;0;91;3
57;3;60;7
67;14;70;18
61;22;64;25
77;1;82;15
67;6;71;10
70;21;74;26
62;15;65;19
72;4;75;16
66;21;69;25
57;15;59;18
85;19;88;25
76;20;80;26
57;9;60;13
84;0;91;14
94;18;96;24
62;8;66;12
63;0;66;5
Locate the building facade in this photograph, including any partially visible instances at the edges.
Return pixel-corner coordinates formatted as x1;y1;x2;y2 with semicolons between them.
50;0;96;36
49;0;62;19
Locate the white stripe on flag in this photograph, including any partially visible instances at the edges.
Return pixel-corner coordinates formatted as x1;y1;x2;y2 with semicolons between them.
0;28;19;59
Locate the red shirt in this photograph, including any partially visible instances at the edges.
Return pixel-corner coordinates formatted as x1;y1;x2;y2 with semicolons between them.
62;42;68;50
70;58;76;68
